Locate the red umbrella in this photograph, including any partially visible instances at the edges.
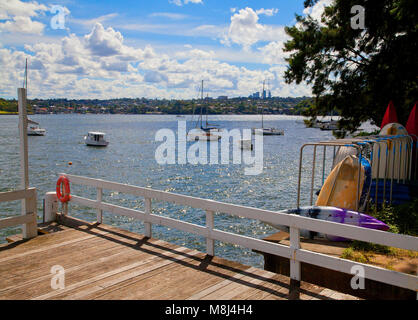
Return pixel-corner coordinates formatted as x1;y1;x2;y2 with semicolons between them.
380;101;399;128
405;102;418;139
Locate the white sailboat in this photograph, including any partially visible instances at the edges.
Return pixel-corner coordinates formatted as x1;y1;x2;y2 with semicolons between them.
187;80;222;141
252;80;284;136
22;59;46;136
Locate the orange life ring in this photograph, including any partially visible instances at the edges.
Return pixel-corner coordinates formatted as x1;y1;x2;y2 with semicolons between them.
56;176;71;203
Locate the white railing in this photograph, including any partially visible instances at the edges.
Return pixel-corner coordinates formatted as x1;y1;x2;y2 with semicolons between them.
50;173;418;293
0;188;38;239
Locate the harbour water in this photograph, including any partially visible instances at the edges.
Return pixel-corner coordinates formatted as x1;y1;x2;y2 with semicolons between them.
0;114;375;268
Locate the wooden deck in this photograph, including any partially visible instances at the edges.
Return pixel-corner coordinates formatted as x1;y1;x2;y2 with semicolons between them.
0;216;360;300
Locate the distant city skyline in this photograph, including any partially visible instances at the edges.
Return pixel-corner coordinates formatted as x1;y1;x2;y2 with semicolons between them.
0;0;332;100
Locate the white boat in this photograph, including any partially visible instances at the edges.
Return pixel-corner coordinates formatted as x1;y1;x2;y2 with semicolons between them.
319;120;339;130
187;80;222;141
27;119;46;136
252;127;284;136
187;130;221;141
84;132;109;146
252;80;284;136
237;139;253;150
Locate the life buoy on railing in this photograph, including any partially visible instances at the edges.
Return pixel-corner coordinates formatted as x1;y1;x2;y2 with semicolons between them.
56;176;71;203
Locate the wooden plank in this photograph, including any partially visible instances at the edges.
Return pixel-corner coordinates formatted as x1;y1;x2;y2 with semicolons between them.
87;251;210;300
0;238;175;300
0;234;151;286
0;244;132;295
0;228;113;263
186;267;256;300
101;254;251;300
2;238;184;300
230;272;289;300
40;247;197;300
202;269;280;300
0;227;87;258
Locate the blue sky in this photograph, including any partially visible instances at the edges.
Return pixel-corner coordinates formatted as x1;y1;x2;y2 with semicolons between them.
0;0;331;99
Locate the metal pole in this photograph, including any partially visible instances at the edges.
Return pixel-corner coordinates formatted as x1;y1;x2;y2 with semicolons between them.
310;145;317;206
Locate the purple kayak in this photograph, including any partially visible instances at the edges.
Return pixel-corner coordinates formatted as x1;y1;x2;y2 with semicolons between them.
269;206;389;241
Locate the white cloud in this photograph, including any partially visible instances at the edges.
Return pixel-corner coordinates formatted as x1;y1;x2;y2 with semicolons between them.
255;8;279;17
169;0;203;6
0;15;45;34
222;7;288;49
0;0;48;19
0;0;70;35
84;23;124;56
303;0;333;24
0;21;311;99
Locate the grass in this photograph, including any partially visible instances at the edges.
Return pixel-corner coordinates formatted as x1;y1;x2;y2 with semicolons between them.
0;111;18;114
340;197;418;271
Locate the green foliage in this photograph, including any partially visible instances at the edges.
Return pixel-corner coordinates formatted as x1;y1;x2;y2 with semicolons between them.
0;98;18;113
284;0;418;132
370;198;418;236
342;198;418;256
341;247;369;263
349;240;395;255
0;98;32;114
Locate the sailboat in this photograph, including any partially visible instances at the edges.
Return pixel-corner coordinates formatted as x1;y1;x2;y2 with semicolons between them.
187;80;221;141
23;59;46;136
252;80;284;136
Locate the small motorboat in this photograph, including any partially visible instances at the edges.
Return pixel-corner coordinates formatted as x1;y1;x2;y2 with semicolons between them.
252;127;284;135
84;132;109;147
27;119;46;136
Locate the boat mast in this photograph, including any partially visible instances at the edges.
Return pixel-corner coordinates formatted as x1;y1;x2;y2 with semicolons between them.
261;80;265;129
200;80;204;128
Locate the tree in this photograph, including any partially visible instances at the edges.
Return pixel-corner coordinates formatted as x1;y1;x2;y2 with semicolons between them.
284;0;418;132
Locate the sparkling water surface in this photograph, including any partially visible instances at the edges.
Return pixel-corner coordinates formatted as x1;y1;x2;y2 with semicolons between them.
0;114;374;268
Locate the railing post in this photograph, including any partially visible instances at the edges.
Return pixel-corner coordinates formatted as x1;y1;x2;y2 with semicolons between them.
23;188;37;239
289;226;301;300
44;192;58;222
206;210;214;256
144;197;152;238
96;187;103;223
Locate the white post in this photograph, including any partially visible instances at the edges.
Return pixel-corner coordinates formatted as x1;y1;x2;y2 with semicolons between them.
44;192;58;222
18;88;29;212
23;189;37;239
96;187;103;223
18;88;36;239
206;210;214;256
289;226;301;299
144;198;152;238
